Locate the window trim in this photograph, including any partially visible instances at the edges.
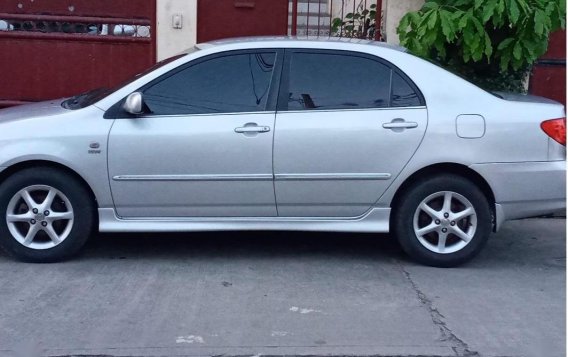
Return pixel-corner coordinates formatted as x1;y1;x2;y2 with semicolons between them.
105;49;284;119
276;49;426;112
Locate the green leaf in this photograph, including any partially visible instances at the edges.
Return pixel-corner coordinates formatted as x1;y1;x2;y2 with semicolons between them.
498;38;515;50
453;0;472;6
422;2;439;10
482;0;498;23
470;15;485;34
439;10;455;40
474;0;484;9
484;32;493;58
513;41;522;60
427;10;438;29
458;12;469;29
534;10;545;35
397;14;411;33
496;0;506;15
508;0;520;23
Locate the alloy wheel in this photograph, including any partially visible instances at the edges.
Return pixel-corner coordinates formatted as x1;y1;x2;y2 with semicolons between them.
5;185;74;250
413;191;477;254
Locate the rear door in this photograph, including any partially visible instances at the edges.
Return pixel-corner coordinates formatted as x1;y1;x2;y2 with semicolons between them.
273;49;427;217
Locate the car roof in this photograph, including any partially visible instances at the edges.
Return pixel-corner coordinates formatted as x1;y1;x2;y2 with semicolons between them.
194;36;408;53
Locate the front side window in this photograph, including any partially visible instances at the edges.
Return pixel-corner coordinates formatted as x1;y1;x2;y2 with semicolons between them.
288;52;392;111
143;52;276;115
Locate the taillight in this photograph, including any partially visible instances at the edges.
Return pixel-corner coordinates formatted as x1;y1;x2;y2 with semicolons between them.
541;118;566;146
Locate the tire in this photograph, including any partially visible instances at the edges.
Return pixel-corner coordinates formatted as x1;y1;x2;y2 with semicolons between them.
392;174;492;267
0;167;95;262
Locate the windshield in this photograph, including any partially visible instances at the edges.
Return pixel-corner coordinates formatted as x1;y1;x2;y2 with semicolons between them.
61;49;197;110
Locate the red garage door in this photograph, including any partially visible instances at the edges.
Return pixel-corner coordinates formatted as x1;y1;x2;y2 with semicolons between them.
529;30;566;106
0;0;156;108
197;0;289;43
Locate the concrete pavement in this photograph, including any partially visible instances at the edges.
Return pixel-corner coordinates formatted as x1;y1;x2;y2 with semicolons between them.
0;218;564;357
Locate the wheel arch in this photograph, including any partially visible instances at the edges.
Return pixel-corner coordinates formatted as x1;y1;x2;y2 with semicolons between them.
390;163;496;228
0;160;99;208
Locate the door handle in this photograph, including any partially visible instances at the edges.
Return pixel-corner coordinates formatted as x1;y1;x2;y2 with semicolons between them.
382;119;418;130
235;125;270;133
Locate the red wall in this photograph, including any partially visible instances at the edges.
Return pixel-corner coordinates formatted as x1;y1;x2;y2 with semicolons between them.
197;0;289;42
0;0;156;107
529;30;566;106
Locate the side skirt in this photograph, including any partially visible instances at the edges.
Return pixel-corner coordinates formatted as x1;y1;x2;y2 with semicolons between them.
98;208;391;233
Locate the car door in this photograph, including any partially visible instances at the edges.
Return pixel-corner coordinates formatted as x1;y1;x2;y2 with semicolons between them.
273;49;427;217
108;50;282;217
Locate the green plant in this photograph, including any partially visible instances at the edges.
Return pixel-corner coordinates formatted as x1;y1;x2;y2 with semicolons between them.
332;2;378;39
397;0;565;92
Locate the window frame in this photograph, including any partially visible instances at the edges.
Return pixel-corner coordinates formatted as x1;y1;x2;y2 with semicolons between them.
106;49;284;119
276;49;426;112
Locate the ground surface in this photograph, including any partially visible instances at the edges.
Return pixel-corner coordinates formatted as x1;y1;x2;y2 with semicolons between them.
0;218;564;357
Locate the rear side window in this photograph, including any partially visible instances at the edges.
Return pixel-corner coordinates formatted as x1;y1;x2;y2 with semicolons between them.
143;52;276;115
288;53;392;110
391;71;422;107
286;51;423;111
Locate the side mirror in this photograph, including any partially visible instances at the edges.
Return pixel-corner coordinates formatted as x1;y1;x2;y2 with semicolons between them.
123;92;145;115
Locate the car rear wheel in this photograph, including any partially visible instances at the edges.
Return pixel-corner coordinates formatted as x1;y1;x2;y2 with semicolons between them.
0;167;95;262
393;174;492;267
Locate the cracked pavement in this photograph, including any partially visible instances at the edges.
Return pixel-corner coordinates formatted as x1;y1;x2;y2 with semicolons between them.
0;218;564;357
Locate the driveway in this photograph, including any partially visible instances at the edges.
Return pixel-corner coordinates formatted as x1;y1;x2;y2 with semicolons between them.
0;218;564;357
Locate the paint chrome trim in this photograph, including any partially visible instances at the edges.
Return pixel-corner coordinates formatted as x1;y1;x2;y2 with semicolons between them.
275;173;392;181
113;173;392;182
113;174;273;182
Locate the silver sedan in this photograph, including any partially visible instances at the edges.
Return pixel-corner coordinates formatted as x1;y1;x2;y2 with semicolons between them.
0;37;565;266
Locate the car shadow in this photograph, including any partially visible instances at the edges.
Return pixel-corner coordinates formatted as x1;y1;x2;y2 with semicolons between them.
79;230;405;263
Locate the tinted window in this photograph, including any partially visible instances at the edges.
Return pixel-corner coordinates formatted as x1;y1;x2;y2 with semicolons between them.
288;52;392;110
144;52;276;115
391;71;421;107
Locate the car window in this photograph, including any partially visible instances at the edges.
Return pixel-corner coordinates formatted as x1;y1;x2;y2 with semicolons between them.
287;52;392;111
391;71;422;107
143;52;276;115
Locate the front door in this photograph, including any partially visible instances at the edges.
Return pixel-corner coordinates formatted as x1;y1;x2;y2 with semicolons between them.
273;50;427;217
108;50;281;217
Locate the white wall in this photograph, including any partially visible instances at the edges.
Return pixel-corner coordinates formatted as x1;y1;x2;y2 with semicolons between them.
156;0;197;61
326;0;425;44
383;0;424;44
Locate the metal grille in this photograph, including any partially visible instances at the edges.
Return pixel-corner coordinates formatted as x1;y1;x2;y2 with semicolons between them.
288;0;384;40
0;13;151;40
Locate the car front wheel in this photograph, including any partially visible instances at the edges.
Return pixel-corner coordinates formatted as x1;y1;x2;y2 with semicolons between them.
393;174;492;267
0;167;95;262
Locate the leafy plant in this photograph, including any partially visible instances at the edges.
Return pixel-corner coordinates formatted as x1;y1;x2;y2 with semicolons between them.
397;0;565;92
332;2;378;39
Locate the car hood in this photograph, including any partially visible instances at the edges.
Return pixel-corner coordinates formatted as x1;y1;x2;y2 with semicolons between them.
0;99;70;124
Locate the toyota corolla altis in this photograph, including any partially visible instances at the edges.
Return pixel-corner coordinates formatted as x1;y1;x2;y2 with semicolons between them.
0;37;565;266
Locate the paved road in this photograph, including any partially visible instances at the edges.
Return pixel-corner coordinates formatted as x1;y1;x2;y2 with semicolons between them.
0;218;564;357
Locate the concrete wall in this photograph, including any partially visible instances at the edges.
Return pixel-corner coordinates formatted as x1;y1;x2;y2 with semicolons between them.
383;0;424;44
156;0;197;60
